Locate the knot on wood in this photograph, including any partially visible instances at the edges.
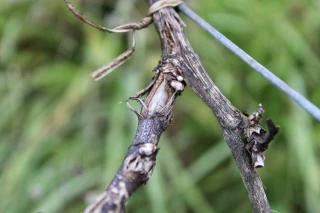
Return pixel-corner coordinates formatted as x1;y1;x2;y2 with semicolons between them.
244;104;280;168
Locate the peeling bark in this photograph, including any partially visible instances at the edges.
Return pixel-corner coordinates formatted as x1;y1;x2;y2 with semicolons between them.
83;1;279;213
84;64;184;213
245;105;280;168
146;0;279;212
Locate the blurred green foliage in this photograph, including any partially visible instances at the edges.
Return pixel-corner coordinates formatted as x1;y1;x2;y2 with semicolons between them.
1;0;320;212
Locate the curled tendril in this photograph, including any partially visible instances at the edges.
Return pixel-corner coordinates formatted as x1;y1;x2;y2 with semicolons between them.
64;0;184;81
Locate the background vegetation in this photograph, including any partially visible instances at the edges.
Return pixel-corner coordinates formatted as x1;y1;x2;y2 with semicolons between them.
1;0;320;212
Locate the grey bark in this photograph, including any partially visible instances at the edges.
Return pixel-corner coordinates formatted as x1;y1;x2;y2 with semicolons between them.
146;0;279;212
84;69;183;213
83;1;279;212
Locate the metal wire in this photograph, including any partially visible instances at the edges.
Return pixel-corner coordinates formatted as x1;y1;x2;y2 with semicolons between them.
178;4;320;122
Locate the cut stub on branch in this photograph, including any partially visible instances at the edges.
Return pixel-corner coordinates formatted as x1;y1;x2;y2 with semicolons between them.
244;104;280;168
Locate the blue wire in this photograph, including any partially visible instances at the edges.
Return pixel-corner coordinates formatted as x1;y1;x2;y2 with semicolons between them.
178;4;320;122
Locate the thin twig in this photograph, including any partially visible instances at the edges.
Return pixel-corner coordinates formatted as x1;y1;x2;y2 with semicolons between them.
178;4;320;122
64;0;184;81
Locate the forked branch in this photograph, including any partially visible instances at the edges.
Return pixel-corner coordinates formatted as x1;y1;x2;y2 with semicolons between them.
65;0;279;212
147;0;279;212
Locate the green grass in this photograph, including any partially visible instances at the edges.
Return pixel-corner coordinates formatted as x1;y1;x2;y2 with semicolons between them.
0;0;319;212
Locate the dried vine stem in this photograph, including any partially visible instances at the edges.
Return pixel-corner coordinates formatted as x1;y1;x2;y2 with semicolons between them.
147;0;279;212
64;0;152;80
64;0;184;81
84;63;184;213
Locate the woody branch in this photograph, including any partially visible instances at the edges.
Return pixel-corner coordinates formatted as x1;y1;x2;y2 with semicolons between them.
147;0;279;212
84;63;184;213
64;0;279;212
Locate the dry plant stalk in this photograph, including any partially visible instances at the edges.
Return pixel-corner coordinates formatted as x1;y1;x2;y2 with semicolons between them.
64;0;279;212
85;64;184;213
146;0;279;212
